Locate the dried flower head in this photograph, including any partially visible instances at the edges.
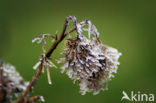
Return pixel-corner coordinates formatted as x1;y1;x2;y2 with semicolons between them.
61;17;122;95
0;60;28;103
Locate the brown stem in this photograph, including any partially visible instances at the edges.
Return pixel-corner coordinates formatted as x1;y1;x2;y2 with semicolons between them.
16;60;44;103
16;17;76;103
46;24;76;57
24;96;40;103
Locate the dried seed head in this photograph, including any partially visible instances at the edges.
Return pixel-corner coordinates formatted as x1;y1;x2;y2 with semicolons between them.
61;18;121;95
0;61;28;102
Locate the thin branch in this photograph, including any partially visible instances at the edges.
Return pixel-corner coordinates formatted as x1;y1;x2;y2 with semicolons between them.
16;17;76;103
24;96;40;103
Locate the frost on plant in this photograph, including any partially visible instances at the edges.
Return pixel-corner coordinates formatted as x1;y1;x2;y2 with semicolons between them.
32;34;57;85
0;16;121;103
61;17;122;95
0;60;28;103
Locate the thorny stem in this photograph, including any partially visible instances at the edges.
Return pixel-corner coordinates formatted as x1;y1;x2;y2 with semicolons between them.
16;17;77;103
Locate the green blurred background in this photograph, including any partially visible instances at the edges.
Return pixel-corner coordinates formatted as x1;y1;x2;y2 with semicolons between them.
0;0;156;103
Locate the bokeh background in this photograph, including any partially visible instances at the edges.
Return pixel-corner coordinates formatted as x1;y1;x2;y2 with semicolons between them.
0;0;156;103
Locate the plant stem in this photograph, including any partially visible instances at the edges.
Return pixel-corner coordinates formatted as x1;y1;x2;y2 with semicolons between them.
16;17;76;103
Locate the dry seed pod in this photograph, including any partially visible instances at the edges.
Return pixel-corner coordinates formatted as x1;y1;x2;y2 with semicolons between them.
0;61;28;103
61;18;121;95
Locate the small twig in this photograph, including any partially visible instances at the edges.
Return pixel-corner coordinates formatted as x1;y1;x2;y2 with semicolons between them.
16;17;77;103
24;96;40;103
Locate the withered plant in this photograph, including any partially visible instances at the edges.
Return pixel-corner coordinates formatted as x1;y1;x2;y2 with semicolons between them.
0;16;121;103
